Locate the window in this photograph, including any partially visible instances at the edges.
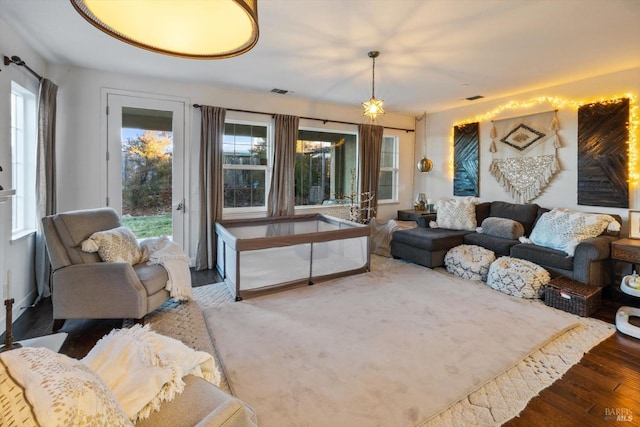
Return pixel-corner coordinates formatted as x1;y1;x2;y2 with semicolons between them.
295;129;357;206
223;122;269;209
10;82;37;236
377;136;398;203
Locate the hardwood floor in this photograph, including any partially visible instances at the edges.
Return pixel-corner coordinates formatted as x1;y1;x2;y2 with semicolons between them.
3;270;639;426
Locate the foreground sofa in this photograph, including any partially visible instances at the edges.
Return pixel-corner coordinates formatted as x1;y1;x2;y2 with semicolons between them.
390;201;621;287
0;333;257;427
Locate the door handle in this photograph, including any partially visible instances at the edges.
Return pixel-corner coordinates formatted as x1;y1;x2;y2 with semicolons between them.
176;201;184;211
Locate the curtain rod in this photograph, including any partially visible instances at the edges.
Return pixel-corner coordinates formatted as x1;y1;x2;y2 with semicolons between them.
3;55;43;82
193;104;414;133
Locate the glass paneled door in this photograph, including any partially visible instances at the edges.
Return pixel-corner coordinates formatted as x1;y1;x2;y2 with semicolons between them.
106;93;186;246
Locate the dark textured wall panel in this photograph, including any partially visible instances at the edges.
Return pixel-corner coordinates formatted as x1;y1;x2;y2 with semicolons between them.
454;123;479;197
577;98;629;208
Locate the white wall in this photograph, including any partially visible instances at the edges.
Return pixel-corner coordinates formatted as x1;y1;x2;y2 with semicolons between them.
0;17;48;333
416;67;640;232
47;64;416;262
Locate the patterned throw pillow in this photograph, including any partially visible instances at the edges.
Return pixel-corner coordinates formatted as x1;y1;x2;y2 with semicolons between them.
0;347;132;427
82;226;143;264
434;198;478;231
529;208;620;256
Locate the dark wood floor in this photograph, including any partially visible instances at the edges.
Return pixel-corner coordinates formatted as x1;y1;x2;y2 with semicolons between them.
3;270;640;426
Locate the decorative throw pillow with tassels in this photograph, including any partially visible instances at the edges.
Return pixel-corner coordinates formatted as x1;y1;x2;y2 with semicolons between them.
431;197;479;231
82;225;144;264
529;208;620;256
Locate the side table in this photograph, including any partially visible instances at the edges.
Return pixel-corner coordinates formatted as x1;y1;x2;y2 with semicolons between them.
397;209;435;223
611;238;640;280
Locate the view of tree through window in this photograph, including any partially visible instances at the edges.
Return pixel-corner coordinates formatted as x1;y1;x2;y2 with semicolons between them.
295;130;357;206
223;123;268;208
121;130;173;219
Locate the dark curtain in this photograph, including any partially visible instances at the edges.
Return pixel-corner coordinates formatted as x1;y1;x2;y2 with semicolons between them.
358;123;384;222
34;78;58;300
267;114;300;216
195;105;226;270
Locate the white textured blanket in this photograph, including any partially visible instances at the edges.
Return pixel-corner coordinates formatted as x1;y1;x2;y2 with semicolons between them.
141;236;193;301
83;324;220;422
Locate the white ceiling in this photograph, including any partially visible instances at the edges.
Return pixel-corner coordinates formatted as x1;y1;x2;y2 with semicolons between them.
2;0;639;114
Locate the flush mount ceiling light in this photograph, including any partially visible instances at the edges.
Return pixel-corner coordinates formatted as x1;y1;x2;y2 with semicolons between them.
70;0;259;59
362;51;384;120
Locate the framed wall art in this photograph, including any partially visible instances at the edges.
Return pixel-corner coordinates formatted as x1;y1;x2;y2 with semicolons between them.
629;210;640;239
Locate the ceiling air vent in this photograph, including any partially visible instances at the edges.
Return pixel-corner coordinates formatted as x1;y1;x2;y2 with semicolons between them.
271;88;289;95
465;95;484;101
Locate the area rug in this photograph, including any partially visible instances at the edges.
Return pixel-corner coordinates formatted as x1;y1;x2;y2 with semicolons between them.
177;256;614;427
148;256;615;426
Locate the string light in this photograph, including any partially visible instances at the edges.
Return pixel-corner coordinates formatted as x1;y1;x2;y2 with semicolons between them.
450;93;639;187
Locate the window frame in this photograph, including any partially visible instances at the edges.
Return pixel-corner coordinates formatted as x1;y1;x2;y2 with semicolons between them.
294;126;359;210
377;135;399;204
222;118;272;214
10;81;38;239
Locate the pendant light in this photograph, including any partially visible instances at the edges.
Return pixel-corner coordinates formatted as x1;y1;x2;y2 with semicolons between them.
362;51;384;120
71;0;259;59
417;156;433;173
416;112;433;172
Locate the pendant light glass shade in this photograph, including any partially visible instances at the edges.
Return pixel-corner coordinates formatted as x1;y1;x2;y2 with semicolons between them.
71;0;259;59
363;51;384;119
417;156;433;173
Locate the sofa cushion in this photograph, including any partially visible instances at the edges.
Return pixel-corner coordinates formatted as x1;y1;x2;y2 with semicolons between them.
510;243;574;271
392;227;471;251
475;202;492;225
134;263;170;295
464;233;519;256
52;208;123;265
529;208;620;255
489;201;540;236
480;217;525;240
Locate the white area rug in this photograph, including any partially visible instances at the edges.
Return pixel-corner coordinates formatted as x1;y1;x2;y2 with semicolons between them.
146;256;614;426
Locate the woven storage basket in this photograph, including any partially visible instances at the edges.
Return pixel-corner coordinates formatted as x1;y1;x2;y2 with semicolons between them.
544;276;602;317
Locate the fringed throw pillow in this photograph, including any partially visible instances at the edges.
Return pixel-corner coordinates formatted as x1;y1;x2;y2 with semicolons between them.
433;197;478;231
529;208;620;256
81;225;143;264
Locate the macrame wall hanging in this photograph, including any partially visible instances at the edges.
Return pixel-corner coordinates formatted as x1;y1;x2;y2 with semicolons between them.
489;110;561;203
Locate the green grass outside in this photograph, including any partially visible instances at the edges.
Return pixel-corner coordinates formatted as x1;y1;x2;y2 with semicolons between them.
122;214;172;238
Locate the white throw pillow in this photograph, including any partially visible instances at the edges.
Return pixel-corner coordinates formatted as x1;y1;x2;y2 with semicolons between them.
529;208;620;256
81;225;143;264
434;198;478;231
0;347;132;427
